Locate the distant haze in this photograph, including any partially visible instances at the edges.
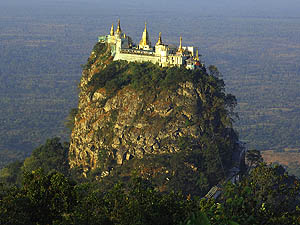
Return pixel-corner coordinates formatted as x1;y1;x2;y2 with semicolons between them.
1;0;300;18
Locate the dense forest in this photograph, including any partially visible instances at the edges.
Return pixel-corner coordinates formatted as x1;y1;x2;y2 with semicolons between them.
1;137;300;224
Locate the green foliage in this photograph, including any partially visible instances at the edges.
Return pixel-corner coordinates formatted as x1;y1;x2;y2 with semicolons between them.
0;169;76;225
0;173;198;225
88;61;208;98
0;161;23;185
22;137;70;174
23;169;76;224
0;185;33;225
197;163;300;225
180;211;211;225
83;42;108;70
0;138;70;186
245;163;300;215
69;177;197;225
64;108;78;131
1;156;300;224
98;148;211;197
177;136;195;151
246;149;263;170
286;161;300;178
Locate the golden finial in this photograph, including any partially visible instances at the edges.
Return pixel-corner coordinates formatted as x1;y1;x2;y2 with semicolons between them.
116;19;121;34
178;36;184;53
156;32;163;45
110;23;114;36
139;21;151;48
123;33;126;38
143;22;147;43
195;49;199;61
180;36;182;48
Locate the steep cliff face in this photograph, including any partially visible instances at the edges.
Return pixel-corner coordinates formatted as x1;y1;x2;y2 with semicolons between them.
69;42;240;187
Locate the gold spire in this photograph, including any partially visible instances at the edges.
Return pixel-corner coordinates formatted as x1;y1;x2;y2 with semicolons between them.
110;23;114;36
142;22;148;44
156;32;163;45
139;22;151;48
178;36;184;53
116;19;122;34
195;49;199;61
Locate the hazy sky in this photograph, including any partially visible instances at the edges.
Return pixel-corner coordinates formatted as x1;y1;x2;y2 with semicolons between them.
1;0;300;18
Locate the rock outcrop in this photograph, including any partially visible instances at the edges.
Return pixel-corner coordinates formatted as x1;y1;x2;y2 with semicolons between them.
69;42;240;183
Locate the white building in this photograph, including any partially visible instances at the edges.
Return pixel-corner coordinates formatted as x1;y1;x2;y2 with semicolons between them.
98;20;203;69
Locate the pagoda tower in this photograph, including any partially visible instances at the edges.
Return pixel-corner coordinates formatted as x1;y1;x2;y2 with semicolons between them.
139;22;151;50
110;23;114;36
115;19;122;37
156;32;163;46
178;36;184;54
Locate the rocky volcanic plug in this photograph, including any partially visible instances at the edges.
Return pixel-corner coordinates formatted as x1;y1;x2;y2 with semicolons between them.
69;42;240;190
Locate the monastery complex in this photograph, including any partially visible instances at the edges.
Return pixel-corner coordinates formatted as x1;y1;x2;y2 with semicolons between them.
98;20;203;70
